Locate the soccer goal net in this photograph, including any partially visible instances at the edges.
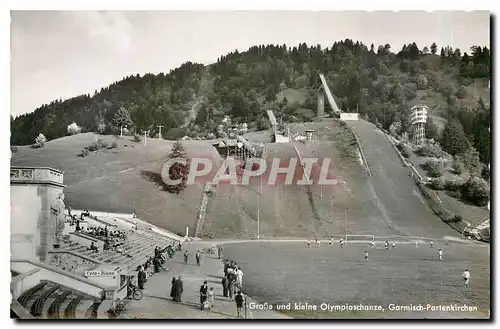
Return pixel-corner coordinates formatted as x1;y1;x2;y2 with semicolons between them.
345;235;375;242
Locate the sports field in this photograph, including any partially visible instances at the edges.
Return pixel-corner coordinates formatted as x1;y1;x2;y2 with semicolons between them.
222;240;490;319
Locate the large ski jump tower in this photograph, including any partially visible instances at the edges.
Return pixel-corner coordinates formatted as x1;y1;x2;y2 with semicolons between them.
410;105;428;147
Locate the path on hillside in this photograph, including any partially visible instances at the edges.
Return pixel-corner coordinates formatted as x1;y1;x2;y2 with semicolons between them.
122;241;289;319
347;119;458;238
182;98;204;128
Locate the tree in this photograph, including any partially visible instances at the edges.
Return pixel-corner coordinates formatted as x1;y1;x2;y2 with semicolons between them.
424;159;443;178
111;107;133;133
67;122;82;135
425;117;439;141
441;118;470;155
408;43;420;60
165;141;189;194
440;47;446;63
430;42;437;55
422;46;429;55
33;133;47;148
462;176;489;206
416;75;428;90
454;147;482;176
389;120;402;136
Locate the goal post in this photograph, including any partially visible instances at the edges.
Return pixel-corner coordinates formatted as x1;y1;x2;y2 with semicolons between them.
345;235;375;242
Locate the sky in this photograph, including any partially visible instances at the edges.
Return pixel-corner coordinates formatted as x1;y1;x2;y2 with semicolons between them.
10;10;491;117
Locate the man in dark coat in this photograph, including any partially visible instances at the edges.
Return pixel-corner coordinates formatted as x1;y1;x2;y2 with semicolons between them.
170;277;176;300
184;250;190;264
174;276;183;302
196;250;201;266
199;281;208;309
217;245;223;259
153;257;160;273
228;273;236;301
222;276;229;297
138;267;146;290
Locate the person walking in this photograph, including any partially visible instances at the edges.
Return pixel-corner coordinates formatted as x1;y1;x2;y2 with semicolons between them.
236;267;244;289
184;250;190;264
199;281;208;310
462;269;471;289
235;291;244;318
196;250;201;266
228;275;235;301
137;266;146;290
170;277;176;300
222;276;229;297
174;276;184;302
208;287;215;308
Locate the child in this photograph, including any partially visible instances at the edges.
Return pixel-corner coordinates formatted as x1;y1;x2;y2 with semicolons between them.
208;287;215;307
235;291;244;318
364;250;369;262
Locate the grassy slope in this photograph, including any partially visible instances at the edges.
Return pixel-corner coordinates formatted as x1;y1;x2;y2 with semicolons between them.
11;133;220;236
11;121;368;239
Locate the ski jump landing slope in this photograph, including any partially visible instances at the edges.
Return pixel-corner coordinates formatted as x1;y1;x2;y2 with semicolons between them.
346;119;457;239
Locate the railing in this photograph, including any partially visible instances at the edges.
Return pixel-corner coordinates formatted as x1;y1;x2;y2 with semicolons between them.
10;268;41;300
10;167;64;186
11;259;110;299
351;129;372;176
10;300;35;319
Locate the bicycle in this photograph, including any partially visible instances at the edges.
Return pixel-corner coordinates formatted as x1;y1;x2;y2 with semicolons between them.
127;285;143;300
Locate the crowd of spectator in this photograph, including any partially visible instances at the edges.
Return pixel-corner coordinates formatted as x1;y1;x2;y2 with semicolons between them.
128;243;181;298
222;259;244;302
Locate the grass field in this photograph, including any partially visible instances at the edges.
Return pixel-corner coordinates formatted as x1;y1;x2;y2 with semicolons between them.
222;241;490;319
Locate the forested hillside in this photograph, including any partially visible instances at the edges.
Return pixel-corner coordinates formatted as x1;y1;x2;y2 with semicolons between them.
11;40;490;163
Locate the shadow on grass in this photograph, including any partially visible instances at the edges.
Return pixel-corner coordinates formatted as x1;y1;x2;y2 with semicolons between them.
140;170;168;191
140;170;184;195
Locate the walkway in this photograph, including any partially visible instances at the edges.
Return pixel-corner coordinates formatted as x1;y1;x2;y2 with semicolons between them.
122;241;290;319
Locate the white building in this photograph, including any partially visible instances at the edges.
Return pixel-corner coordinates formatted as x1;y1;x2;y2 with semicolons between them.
410;105;428;147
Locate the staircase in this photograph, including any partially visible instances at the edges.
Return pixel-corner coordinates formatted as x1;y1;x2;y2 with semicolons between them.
16;281;100;319
195;159;229;238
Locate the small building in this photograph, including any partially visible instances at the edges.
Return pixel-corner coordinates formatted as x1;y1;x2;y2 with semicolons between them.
212;136;256;160
305;129;315;141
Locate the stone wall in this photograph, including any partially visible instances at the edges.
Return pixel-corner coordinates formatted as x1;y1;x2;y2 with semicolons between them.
11;167;65;262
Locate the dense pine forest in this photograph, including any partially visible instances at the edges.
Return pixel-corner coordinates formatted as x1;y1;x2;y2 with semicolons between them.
11;40;490;164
